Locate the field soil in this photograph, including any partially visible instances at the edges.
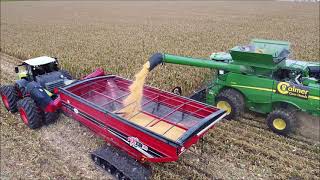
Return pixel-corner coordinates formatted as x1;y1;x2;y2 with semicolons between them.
1;1;320;180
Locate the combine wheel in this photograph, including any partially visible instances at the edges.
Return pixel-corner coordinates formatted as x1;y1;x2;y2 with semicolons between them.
17;97;42;129
266;108;296;136
216;88;244;120
0;85;19;113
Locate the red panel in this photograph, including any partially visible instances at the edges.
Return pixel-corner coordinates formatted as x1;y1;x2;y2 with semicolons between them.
60;75;222;163
59;92;179;162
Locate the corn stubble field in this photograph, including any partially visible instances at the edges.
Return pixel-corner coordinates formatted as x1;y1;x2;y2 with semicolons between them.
1;1;319;179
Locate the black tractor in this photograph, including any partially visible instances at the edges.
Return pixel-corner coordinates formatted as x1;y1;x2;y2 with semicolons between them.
1;56;74;129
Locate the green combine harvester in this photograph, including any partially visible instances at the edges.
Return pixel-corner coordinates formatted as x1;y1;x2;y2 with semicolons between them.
148;39;320;135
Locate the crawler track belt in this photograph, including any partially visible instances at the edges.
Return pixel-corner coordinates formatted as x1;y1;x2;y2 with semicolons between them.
91;145;151;180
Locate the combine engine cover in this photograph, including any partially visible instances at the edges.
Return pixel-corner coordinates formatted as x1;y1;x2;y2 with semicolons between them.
308;66;320;80
35;71;71;92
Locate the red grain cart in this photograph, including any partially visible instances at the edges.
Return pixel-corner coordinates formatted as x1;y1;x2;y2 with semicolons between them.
58;75;226;179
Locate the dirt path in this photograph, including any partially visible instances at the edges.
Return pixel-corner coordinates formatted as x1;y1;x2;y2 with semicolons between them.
1;53;319;179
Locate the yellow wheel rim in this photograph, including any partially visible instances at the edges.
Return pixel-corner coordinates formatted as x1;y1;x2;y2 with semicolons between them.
273;118;286;130
217;101;232;114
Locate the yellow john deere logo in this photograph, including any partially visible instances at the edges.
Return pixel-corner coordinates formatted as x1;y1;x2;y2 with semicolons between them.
277;82;309;99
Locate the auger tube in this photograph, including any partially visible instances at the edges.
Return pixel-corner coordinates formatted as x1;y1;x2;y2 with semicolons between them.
148;53;253;74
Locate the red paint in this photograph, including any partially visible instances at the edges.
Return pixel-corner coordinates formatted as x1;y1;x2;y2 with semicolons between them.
19;108;29;125
44;96;62;112
1;95;9;109
53;87;59;94
81;68;105;80
59;75;224;164
17;90;23;98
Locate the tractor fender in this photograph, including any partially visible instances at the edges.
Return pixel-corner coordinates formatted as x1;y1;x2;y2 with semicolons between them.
26;81;53;110
271;101;301;112
15;79;28;97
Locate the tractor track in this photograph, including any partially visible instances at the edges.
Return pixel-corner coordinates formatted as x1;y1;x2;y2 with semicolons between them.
217;121;319;155
209;126;319;165
241;113;320;146
203;133;319;176
185;120;320;178
1;52;320;179
211;134;317;169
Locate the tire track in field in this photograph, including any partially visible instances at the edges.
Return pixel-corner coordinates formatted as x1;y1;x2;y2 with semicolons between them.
223;113;319;151
210;124;319;168
243;110;320;142
216;120;319;155
209;131;318;170
180;121;319;179
200;129;319;179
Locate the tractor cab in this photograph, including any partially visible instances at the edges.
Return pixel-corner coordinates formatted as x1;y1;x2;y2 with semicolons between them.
15;56;59;81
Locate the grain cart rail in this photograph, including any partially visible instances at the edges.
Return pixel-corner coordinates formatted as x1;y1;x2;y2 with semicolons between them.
58;75;226;179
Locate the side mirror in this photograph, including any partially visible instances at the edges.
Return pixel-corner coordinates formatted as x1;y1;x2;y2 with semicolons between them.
15;67;19;73
53;57;59;64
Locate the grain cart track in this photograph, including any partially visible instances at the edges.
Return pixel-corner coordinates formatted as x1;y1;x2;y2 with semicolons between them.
1;53;319;179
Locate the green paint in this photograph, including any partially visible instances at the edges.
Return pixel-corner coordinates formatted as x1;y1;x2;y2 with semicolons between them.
161;39;320;116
